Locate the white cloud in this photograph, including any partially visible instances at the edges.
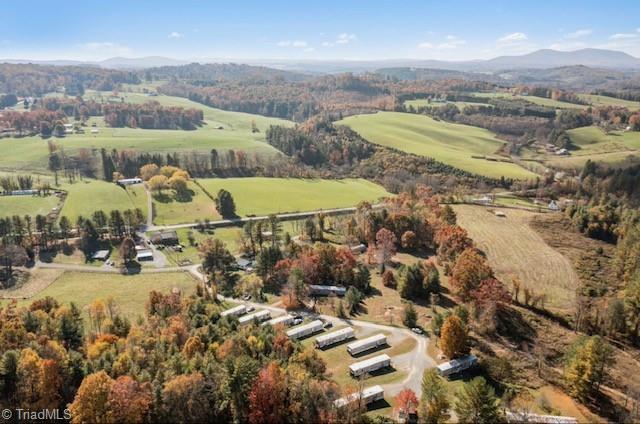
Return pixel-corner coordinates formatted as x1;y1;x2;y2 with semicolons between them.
610;32;638;40
494;32;536;53
336;33;357;44
565;29;592;39
497;32;528;43
417;35;466;50
321;41;333;47
303;47;315;52
168;31;183;39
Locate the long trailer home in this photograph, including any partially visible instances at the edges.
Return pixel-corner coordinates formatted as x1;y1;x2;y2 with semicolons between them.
261;314;294;328
315;327;355;349
220;304;247;318
286;319;324;340
238;310;271;326
334;385;385;409
346;333;387;356
349;354;391;377
436;354;478;377
308;284;347;297
506;411;578;424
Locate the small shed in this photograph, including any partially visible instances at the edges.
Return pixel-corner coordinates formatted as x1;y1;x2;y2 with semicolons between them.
548;200;560;211
136;249;154;261
92;250;110;261
494;211;506;218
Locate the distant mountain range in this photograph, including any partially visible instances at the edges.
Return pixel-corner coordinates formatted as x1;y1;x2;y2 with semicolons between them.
2;48;640;72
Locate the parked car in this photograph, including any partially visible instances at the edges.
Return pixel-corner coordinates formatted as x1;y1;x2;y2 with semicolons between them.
292;318;304;326
242;294;252;301
411;327;423;335
246;305;255;312
323;321;333;329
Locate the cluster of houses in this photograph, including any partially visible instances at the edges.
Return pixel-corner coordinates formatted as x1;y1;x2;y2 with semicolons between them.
544;143;570;156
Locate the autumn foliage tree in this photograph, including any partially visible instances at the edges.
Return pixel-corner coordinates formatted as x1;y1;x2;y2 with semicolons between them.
394;388;419;419
69;371;114;424
376;227;397;265
440;315;468;359
449;248;494;300
435;225;473;265
248;362;287;424
106;376;153;423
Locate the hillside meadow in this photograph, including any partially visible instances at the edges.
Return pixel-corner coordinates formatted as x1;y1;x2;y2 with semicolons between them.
198;177;391;217
337;111;536;179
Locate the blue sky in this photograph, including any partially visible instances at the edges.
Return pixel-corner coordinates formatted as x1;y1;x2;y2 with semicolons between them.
2;0;639;61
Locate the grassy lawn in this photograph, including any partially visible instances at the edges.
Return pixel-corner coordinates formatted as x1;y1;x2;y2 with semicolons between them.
197;178;391;217
337;112;536;179
0;194;61;218
578;94;640;110
452;205;579;310
59;179;144;222
6;271;198;322
151;182;219;225
0;92;291;174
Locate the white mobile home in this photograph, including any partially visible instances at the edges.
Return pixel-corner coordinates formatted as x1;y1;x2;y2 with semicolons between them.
346;333;387;356
436;354;478;377
349;354;391;377
238;310;271;326
117;177;143;186
220;304;247;318
334;385;384;408
315;327;355;349
308;284;347;297
286;319;324;340
506;411;578;424
261;314;294;327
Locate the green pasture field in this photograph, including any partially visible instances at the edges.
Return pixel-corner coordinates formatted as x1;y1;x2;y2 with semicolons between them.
337;111;536;179
578;94;640;110
0;92;292;173
471;92;587;109
197;177;391;217
151;181;219;225
5;271;199;322
59;179;145;222
544;126;640;170
403;99;490;110
0;194;61;218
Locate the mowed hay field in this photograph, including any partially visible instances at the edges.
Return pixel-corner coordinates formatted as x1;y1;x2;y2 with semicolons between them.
198;178;391;216
547;126;640;169
59;179;145;222
471;92;587;110
453;205;579;310
0;92;291;173
337;112;536;179
6;271;198;322
0;194;61;218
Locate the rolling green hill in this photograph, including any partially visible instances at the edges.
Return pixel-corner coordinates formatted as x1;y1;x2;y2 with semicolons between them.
337;111;536;179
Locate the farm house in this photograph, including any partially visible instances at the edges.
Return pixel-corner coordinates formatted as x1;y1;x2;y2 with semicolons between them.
334;385;384;408
220;304;248;318
315;327;355;349
262;314;294;327
436;354;478;377
151;230;179;245
238;310;271;326
349;354;391;377
347;333;387;356
286;319;324;340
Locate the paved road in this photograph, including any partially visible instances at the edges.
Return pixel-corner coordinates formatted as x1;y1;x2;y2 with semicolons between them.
144;204;384;232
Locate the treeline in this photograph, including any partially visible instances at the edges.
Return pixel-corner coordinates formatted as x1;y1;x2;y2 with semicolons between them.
102;101;203;130
0;63;140;97
265;117;375;166
0;109;66;136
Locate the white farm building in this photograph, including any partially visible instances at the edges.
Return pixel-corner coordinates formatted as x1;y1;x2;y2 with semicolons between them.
220;304;247;318
436;354;478;377
261;314;294;328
